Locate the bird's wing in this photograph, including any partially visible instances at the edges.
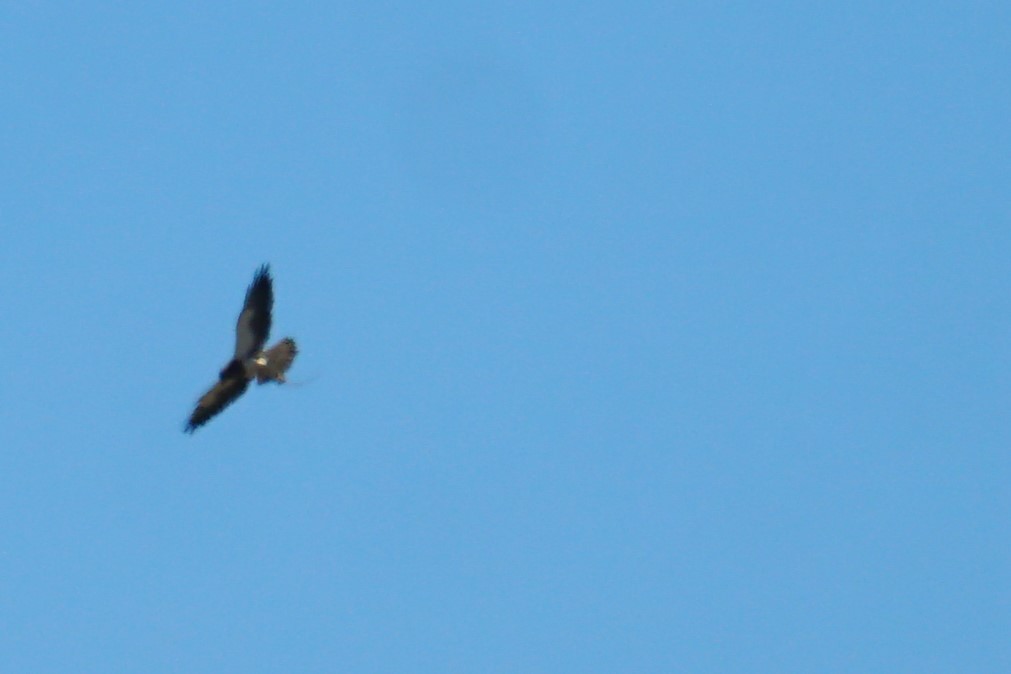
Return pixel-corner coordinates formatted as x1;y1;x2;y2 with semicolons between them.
234;264;273;360
185;373;250;433
256;337;298;383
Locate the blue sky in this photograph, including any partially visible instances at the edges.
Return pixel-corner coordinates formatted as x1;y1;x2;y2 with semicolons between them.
1;3;1008;672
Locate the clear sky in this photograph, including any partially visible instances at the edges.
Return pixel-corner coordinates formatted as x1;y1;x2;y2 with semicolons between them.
1;3;1008;672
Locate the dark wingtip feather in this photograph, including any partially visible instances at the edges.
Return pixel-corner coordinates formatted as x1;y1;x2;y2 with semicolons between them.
183;375;250;434
184;413;205;434
246;265;273;305
253;263;271;282
237;264;274;356
184;401;217;434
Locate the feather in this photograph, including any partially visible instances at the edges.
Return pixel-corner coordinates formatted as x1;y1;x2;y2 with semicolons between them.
255;338;298;383
234;264;273;360
185;373;250;433
184;264;296;433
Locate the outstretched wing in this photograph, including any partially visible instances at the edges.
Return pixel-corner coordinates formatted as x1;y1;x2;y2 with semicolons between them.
255;337;298;383
185;373;250;433
234;265;273;360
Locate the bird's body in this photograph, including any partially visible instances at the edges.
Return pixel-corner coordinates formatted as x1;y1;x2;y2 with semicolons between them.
185;265;298;433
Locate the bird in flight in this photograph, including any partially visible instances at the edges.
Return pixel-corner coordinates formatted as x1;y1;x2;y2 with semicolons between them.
185;264;298;433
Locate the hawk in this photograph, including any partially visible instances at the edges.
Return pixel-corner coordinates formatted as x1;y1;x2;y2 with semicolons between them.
184;264;298;433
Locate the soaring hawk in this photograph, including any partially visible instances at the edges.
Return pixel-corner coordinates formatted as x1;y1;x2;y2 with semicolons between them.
184;264;298;433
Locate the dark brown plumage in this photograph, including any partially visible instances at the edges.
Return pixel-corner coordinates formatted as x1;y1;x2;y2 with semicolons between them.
184;265;298;433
